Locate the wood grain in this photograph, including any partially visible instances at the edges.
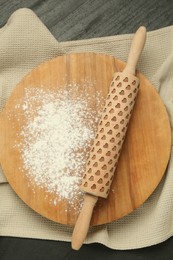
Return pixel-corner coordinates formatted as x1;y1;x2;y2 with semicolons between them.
0;53;171;226
0;0;173;41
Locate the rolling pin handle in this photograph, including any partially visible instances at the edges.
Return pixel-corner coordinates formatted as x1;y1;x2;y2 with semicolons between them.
124;26;146;75
72;193;98;250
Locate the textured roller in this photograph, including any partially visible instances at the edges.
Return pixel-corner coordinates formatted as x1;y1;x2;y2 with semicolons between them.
81;72;139;198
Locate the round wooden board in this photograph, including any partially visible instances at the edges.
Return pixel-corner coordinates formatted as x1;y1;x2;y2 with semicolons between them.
0;53;171;226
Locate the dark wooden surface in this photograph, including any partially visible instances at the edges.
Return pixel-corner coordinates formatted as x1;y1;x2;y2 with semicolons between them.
0;0;173;259
0;0;173;41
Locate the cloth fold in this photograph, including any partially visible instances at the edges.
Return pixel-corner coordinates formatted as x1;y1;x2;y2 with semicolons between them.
0;8;173;249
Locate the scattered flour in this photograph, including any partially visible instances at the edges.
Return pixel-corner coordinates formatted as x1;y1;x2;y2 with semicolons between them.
14;82;103;210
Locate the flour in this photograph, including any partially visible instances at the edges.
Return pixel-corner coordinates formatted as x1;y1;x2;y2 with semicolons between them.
15;82;103;209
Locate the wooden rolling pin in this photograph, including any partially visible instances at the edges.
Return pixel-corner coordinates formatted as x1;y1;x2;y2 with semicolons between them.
72;26;147;250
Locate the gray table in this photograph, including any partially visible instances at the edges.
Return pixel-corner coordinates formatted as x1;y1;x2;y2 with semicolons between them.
0;1;173;259
1;0;173;41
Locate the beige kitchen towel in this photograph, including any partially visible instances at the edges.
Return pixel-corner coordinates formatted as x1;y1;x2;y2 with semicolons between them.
0;8;173;250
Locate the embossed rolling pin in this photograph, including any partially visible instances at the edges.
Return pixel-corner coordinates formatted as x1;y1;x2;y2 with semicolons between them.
72;26;147;250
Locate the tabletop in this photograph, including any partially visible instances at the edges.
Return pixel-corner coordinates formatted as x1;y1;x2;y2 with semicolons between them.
0;0;173;259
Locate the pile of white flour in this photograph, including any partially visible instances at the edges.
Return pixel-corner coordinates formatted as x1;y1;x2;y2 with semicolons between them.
14;82;103;209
